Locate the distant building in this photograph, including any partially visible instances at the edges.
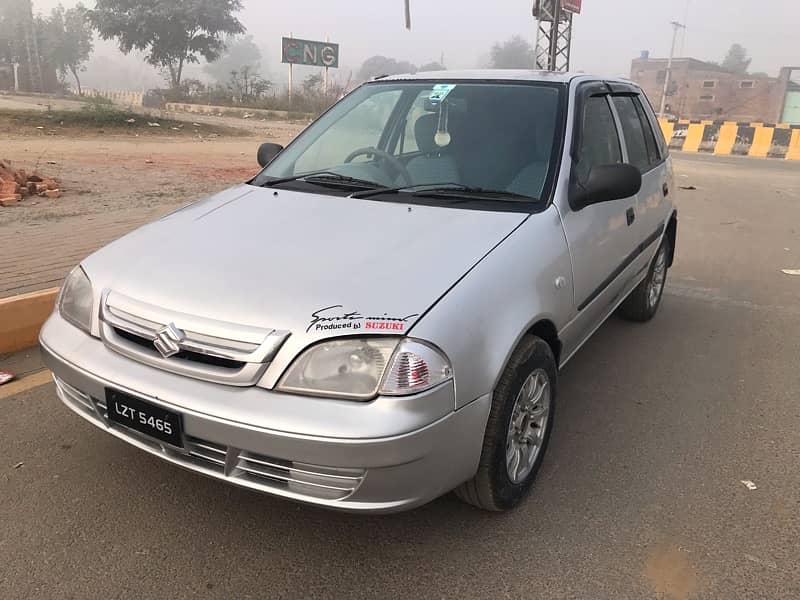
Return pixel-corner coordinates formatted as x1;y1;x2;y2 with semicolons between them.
630;55;797;124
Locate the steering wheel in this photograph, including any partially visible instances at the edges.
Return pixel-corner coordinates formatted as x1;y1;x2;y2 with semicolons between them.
344;146;413;186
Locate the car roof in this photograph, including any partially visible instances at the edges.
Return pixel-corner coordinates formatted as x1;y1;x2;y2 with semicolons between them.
376;69;636;86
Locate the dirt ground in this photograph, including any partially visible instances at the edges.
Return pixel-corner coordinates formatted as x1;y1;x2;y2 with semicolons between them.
0;116;305;297
0;122;304;227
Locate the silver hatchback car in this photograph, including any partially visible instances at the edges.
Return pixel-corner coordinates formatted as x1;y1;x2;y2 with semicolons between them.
41;71;676;513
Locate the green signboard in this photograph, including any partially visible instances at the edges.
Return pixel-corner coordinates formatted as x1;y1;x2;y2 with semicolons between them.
282;38;339;69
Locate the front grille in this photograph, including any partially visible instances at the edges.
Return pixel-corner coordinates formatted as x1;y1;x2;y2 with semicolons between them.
54;375;366;502
99;289;290;386
113;327;246;370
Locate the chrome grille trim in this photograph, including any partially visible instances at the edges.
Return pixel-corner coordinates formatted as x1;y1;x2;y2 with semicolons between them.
54;376;94;412
233;451;365;499
99;289;290;386
240;453;363;482
53;376;366;501
185;437;227;469
236;464;352;493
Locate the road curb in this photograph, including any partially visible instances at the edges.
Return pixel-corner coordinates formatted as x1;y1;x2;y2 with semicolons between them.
658;119;800;160
0;288;59;354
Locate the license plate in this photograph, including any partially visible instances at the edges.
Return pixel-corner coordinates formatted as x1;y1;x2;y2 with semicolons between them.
105;389;183;447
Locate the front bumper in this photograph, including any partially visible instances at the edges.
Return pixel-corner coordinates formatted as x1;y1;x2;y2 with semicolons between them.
40;314;491;513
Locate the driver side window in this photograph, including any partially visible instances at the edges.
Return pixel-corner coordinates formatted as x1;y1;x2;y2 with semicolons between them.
294;90;403;173
574;95;622;182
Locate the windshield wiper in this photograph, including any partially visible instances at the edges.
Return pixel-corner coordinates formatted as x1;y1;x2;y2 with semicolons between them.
261;171;385;190
351;182;537;202
412;186;537;202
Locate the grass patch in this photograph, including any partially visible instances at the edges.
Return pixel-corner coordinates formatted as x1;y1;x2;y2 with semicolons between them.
0;104;247;137
81;95;114;108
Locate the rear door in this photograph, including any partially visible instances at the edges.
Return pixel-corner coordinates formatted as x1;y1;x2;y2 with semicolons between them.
610;91;672;275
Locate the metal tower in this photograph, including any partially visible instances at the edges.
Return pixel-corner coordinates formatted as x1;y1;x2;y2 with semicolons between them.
534;0;575;72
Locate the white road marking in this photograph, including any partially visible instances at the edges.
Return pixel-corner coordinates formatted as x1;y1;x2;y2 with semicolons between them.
0;370;52;400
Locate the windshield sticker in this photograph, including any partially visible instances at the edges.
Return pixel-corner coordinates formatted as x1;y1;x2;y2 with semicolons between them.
428;84;456;105
307;305;420;333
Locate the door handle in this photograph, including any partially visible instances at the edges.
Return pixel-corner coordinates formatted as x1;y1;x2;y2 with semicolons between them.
663;182;669;197
626;207;635;226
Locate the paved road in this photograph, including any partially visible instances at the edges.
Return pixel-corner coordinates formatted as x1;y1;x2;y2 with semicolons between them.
2;155;799;599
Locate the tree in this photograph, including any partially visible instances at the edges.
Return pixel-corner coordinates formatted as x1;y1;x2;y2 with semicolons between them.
721;43;751;75
42;3;93;95
358;55;416;81
302;73;323;96
489;35;535;69
89;0;245;89
0;0;54;92
204;34;261;84
228;65;270;103
419;61;446;72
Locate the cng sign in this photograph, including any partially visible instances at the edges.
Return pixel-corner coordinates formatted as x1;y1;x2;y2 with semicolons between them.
282;38;339;68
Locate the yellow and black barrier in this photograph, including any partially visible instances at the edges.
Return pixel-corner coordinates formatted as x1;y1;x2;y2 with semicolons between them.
658;119;800;160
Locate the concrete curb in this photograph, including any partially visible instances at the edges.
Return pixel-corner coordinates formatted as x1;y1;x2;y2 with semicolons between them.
164;102;314;121
0;288;58;354
659;119;800;160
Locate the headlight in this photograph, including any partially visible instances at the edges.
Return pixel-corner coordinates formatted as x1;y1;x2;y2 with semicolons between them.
278;338;453;400
58;266;94;334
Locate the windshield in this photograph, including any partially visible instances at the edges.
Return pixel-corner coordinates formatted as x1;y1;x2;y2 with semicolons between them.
254;81;565;203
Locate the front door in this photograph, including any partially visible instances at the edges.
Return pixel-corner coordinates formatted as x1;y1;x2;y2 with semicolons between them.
558;91;640;357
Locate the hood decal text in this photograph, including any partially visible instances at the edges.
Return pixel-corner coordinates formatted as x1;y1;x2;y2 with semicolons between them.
307;305;420;333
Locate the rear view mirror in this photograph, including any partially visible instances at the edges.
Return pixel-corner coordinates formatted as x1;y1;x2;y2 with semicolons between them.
257;143;284;167
570;163;641;210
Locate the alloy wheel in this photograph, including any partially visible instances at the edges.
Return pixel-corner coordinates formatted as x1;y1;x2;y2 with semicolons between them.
505;369;551;484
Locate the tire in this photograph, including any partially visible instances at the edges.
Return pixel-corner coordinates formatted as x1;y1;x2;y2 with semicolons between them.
618;236;670;323
454;336;557;511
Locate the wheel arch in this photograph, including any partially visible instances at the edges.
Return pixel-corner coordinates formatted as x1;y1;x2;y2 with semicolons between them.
494;317;563;387
525;319;562;368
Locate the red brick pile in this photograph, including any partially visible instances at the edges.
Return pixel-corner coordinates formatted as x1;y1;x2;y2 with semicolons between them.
0;159;62;207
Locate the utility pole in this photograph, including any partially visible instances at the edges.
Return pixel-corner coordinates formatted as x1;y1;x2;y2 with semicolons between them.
534;0;575;72
659;20;686;118
678;0;690;57
19;0;44;92
323;36;330;97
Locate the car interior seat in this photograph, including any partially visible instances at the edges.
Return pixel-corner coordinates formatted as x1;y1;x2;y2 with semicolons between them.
404;113;460;185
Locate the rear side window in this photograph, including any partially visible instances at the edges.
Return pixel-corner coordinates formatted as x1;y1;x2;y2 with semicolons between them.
612;96;654;172
633;96;662;165
638;94;669;157
575;95;622;182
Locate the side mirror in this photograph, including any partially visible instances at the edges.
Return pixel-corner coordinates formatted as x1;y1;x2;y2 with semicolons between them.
570;163;642;210
257;143;284;167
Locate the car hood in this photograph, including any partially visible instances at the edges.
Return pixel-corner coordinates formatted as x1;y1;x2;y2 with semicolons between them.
83;185;528;341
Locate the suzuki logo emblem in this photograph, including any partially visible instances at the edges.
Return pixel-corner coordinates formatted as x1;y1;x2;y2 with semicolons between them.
154;323;185;358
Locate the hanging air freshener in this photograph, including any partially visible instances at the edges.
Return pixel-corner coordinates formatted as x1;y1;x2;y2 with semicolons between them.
434;101;451;147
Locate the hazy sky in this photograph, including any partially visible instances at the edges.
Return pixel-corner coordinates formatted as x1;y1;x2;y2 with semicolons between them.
32;0;800;87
